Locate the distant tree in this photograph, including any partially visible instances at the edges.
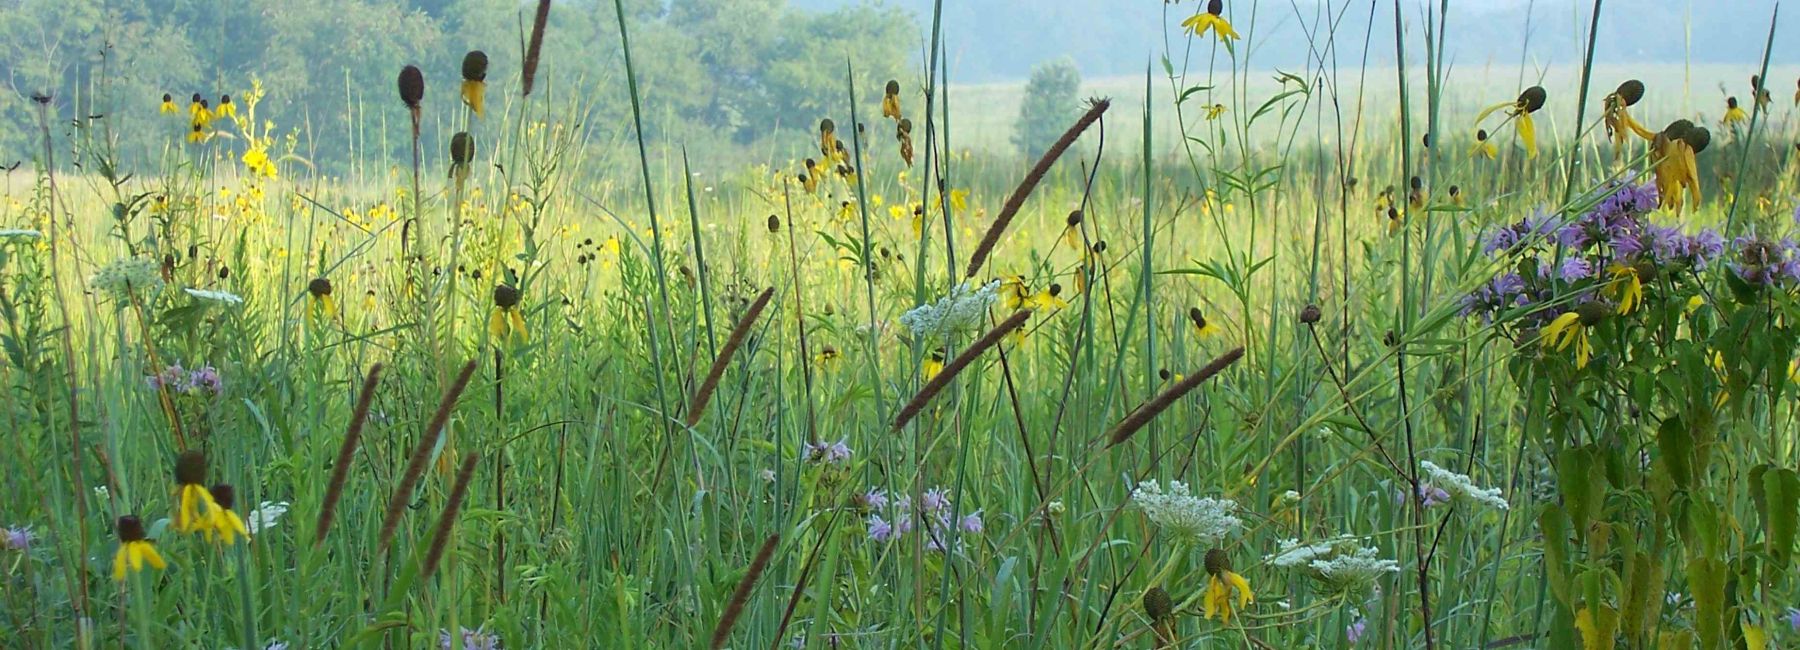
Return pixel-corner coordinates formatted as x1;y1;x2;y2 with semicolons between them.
1012;58;1079;159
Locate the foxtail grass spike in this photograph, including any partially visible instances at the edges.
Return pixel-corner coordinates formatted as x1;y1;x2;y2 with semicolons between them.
1105;347;1244;449
709;534;780;650
686;287;775;427
894;309;1033;430
964;98;1109;278
522;0;552;97
376;360;478;552
316;363;384;546
419;452;480;580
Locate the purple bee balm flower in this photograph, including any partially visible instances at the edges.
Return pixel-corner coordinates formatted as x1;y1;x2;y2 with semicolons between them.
1785;608;1800;632
863;488;888;511
439;627;501;650
1347;618;1369;644
189;366;223;395
1558;258;1594;282
1482;228;1520;256
1555;223;1591;249
867;515;896;542
2;525;33;551
920;487;950;512
959;511;984;534
807;438;853;464
1417;483;1451;508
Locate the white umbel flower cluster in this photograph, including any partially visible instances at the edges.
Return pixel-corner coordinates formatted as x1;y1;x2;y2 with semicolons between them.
0;229;43;240
1269;536;1399;597
1420;460;1509;510
1129;479;1240;544
90;257;164;300
899;280;1000;342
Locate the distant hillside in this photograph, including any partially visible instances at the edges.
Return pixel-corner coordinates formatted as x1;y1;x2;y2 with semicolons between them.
794;0;1796;83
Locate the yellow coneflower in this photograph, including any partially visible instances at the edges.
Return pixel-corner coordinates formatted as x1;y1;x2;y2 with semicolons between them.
1448;185;1465;207
819;119;840;161
897;118;915;167
1541;303;1609;369
1608;262;1645;315
204;484;250;545
188;93;204;118
1189;307;1220;339
1794;77;1800;106
1204;103;1227;120
216;94;236;120
1470;129;1498;160
173;450;220;534
111;516;166;582
1407;176;1426;211
1751;75;1772;111
1062;210;1084;248
1181;0;1240;42
1602;80;1655;157
1652;120;1708;213
461;50;489;117
881;80;902;120
1723;96;1749;127
1029;283;1069;311
307;277;338;325
1386;206;1404;235
1001;275;1030;310
1473;86;1547;159
801;159;822;193
1202;549;1253;624
159;93;177;114
923;348;945;380
490;284;528;345
815;344;841;366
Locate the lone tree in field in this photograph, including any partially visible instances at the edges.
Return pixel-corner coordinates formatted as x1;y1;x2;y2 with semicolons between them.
1013;58;1081;159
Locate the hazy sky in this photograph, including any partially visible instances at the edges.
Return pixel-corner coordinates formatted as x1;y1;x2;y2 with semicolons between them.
796;0;1794;82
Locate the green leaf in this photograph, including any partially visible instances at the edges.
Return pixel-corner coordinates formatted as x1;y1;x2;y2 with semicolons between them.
1657;416;1694;489
1541;504;1574;605
1758;466;1800;564
1688;555;1728;650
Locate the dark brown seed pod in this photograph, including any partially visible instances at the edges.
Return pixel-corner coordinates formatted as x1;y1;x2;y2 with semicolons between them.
1207;0;1224;16
1066;210;1083;226
1518;86;1547;113
1682;126;1711;154
307;277;333;297
766;214;781;233
175;450;207;485
1576;301;1612;326
493;284;520;308
1615;80;1645;106
521;0;551;96
209;484;236;511
1144;586;1174;621
1188;307;1206;328
1727;96;1740;110
1663;119;1695;141
1476;129;1489;142
462;50;489;82
1204;548;1231;575
1299;304;1322;324
117;516;147;542
451;132;475;165
162;92;172;103
884;80;900;96
397;65;424;108
1409;175;1422;191
896;118;912;136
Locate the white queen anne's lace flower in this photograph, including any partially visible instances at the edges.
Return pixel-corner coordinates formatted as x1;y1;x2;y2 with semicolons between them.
1130;480;1240;544
1269;537;1399;597
90;257;164;300
246;501;289;535
1420;460;1509;510
899;280;1000;341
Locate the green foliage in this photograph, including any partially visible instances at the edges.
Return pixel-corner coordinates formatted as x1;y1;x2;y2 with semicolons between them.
1011;58;1079;159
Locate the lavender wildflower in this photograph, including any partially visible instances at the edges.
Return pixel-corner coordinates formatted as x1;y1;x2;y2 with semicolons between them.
2;525;33;551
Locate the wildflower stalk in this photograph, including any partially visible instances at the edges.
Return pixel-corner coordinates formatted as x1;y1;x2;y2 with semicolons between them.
682;149;719;359
1722;5;1781;236
844;62;893;432
31;94;93;625
377;360;477;552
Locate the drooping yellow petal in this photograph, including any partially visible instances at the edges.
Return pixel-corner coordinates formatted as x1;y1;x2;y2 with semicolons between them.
510;310;529;344
1517;112;1537;159
112;545;129;582
1226;571;1253;609
489;309;508;340
461;80;487;117
1472;100;1515;127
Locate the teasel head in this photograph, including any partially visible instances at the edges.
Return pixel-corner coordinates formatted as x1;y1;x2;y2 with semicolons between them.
397;65;424;110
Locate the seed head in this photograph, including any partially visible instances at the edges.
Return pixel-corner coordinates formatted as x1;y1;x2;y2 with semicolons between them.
1615;79;1644;106
462;50;489;82
397;65;425;108
766;214;781;233
175;450;207;485
1066;210;1083;226
1517;86;1547;113
451;132;475;165
1204;548;1233;575
493;284;521;309
885;79;900;96
209;484;236;511
1299;304;1322;324
1144;586;1174;621
1206;0;1224;16
307;277;333;297
116;516;147;542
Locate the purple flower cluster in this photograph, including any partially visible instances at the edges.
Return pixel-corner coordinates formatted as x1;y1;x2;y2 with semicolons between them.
1396;483;1451;509
439;627;501;650
805;438;853;465
2;525;33;551
865;486;984;552
1728;234;1800;287
145;364;224;396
